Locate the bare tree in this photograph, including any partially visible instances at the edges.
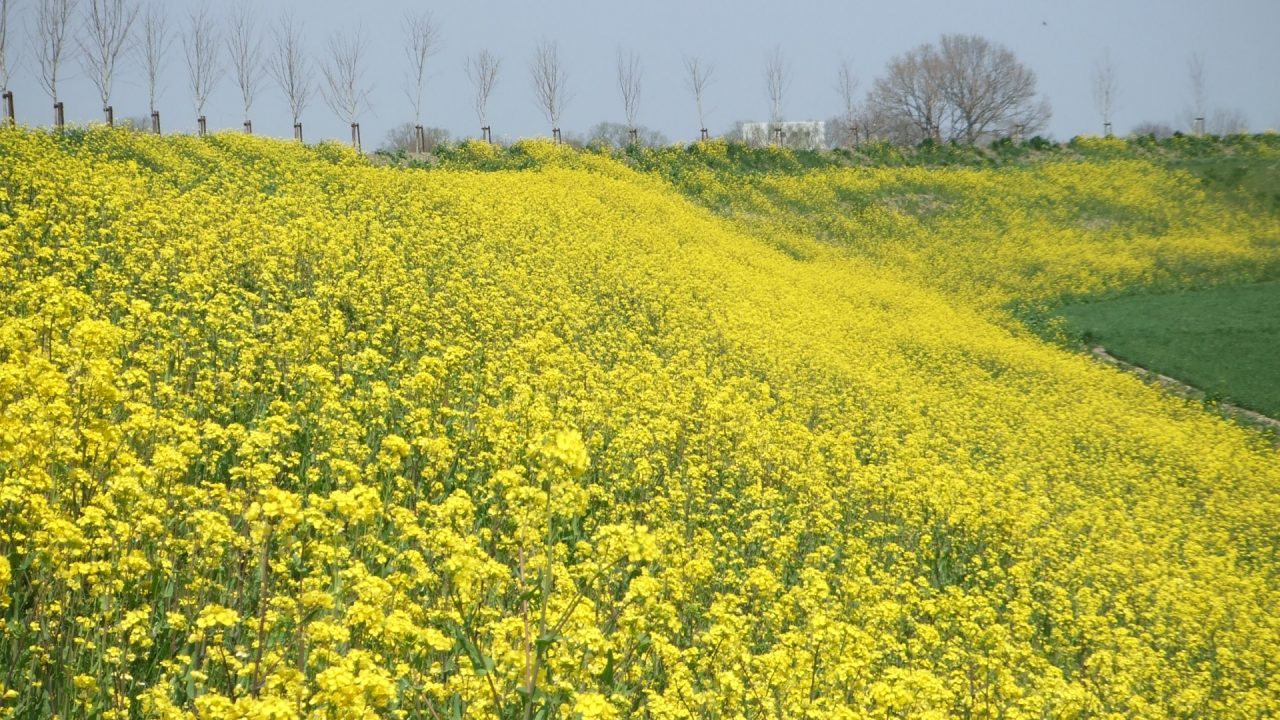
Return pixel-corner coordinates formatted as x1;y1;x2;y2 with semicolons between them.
465;49;499;136
763;44;790;125
78;0;137;118
835;58;858;146
381;121;449;153
320;27;369;148
226;3;262;129
0;0;15;92
31;0;77;103
267;12;312;134
136;2;169;115
616;48;641;139
587;120;666;149
0;0;10;129
1187;52;1206;133
1209;107;1248;136
529;38;567;137
852;102;901;144
182;5;220;124
1131;121;1174;140
402;11;438;127
1091;48;1117;135
871;35;1047;144
937;34;1046;143
869;44;947;143
683;55;713;137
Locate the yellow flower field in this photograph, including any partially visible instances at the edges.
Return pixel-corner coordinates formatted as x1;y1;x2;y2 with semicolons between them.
1;127;1278;718
636;139;1280;311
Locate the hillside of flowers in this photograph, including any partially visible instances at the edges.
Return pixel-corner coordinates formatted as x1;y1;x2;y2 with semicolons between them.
626;137;1280;312
1;127;1279;718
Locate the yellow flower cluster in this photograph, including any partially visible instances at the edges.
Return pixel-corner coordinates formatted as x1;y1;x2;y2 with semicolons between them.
1;127;1278;718
645;142;1280;312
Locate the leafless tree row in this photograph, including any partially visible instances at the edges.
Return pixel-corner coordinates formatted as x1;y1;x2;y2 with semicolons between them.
3;2;1257;145
12;2;502;141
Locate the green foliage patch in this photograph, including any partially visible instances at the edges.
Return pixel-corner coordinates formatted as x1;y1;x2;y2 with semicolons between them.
1058;281;1280;416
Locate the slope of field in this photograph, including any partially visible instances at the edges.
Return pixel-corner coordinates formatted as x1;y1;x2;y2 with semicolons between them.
628;138;1280;311
1059;281;1280;417
1;128;1279;719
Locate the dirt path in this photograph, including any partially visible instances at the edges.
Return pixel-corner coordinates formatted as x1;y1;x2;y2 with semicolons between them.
1090;346;1280;439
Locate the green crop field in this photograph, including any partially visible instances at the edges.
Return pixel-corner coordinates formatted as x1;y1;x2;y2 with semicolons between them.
1058;280;1280;416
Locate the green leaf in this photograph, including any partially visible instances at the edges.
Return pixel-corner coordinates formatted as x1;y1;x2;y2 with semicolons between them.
447;621;493;675
600;652;616;686
535;631;564;655
446;694;465;720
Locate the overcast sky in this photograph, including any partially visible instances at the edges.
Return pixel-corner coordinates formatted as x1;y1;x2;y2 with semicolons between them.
3;0;1278;146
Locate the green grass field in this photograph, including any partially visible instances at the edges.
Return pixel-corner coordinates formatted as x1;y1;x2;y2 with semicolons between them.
1059;280;1280;417
1175;154;1280;217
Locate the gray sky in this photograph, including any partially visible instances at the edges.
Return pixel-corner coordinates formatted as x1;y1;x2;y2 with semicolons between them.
3;0;1278;145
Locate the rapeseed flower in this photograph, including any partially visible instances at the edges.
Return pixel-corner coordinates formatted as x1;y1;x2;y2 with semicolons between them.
0;127;1277;718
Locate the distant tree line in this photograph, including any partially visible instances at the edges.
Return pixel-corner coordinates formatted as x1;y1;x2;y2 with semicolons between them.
0;1;1257;146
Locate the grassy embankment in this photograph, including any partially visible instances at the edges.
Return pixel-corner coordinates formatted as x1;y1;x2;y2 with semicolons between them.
593;134;1280;417
1054;139;1280;417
